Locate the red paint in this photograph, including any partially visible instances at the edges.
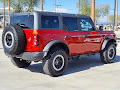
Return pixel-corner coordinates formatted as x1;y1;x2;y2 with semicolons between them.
14;23;18;25
92;31;98;34
23;29;116;56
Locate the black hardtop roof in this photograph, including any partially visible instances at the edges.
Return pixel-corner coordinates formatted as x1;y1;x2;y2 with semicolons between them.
11;11;90;19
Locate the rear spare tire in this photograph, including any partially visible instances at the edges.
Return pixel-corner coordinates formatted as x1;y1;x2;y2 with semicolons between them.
2;25;26;55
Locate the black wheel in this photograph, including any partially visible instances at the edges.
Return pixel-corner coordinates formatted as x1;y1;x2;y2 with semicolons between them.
43;48;68;77
100;43;116;64
2;25;26;55
11;57;31;68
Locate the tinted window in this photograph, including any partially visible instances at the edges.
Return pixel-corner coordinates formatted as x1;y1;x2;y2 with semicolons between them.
10;15;34;29
80;18;94;31
63;17;78;31
41;15;59;29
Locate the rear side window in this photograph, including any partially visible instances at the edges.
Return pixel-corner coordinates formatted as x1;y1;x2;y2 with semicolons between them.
41;15;59;29
63;17;78;31
10;15;34;29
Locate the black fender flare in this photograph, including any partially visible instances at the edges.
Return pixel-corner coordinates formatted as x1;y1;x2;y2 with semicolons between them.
101;37;117;50
43;40;70;56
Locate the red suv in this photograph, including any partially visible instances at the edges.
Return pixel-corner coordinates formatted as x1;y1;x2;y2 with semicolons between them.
2;11;117;77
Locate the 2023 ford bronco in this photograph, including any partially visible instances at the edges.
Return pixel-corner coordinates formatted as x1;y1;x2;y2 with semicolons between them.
2;11;117;77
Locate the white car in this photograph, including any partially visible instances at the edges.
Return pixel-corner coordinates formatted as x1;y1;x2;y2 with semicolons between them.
117;25;120;29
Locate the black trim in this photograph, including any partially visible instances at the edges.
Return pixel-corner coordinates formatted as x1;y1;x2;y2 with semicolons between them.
101;37;117;50
43;40;70;54
11;11;91;30
8;52;47;61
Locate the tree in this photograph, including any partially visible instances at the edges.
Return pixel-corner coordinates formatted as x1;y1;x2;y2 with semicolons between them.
0;0;22;12
0;0;42;12
76;0;110;21
76;0;91;16
118;15;120;22
12;0;22;12
109;15;120;24
23;0;40;12
109;15;113;24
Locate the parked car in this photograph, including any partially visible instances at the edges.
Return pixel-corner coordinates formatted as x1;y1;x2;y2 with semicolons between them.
117;25;120;29
2;11;117;77
0;21;8;28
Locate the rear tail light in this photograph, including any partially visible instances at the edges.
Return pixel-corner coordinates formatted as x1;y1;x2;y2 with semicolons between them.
33;34;39;46
14;23;18;25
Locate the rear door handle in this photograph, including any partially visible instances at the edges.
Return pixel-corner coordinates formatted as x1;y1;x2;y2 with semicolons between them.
65;36;71;38
83;35;89;37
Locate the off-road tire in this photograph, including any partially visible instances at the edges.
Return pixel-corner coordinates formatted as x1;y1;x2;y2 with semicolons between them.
11;57;31;68
2;25;26;55
43;48;68;77
100;43;116;64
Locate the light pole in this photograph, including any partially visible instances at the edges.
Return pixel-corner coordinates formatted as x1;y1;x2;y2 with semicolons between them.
79;0;80;13
55;0;56;12
54;0;61;13
113;0;116;32
8;0;10;25
56;5;61;12
3;0;5;27
115;0;118;31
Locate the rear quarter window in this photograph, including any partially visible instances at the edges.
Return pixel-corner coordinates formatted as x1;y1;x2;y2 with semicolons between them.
10;15;34;29
41;15;59;29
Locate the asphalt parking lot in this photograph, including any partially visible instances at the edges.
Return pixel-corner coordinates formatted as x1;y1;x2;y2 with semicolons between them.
0;28;120;90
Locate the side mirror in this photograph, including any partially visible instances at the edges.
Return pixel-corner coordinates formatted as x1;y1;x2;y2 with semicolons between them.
99;26;103;31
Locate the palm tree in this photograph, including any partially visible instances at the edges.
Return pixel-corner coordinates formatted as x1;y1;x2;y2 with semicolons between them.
91;0;95;23
40;0;43;11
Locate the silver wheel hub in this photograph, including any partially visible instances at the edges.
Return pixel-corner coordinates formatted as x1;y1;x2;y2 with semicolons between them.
108;47;115;59
4;31;14;48
53;55;65;71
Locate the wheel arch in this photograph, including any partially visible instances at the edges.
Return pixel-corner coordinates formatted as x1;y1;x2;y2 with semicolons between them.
43;40;70;55
101;37;117;50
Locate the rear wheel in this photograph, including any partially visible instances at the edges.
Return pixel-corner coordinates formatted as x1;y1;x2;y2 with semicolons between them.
100;43;116;64
43;48;68;77
11;57;31;68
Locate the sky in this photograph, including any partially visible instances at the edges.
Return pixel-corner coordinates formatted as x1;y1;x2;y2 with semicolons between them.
0;0;119;22
43;0;119;14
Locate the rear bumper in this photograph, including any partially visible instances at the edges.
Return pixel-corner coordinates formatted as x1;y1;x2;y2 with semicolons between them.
7;51;47;61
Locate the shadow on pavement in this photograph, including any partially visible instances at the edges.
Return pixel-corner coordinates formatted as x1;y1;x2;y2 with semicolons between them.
25;55;120;76
25;62;44;74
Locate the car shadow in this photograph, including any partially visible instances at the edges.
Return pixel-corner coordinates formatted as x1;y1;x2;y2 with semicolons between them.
25;62;44;74
25;55;120;76
64;55;120;76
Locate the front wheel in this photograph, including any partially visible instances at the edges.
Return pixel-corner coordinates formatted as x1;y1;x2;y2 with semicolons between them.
11;57;31;68
43;49;68;77
100;43;116;64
